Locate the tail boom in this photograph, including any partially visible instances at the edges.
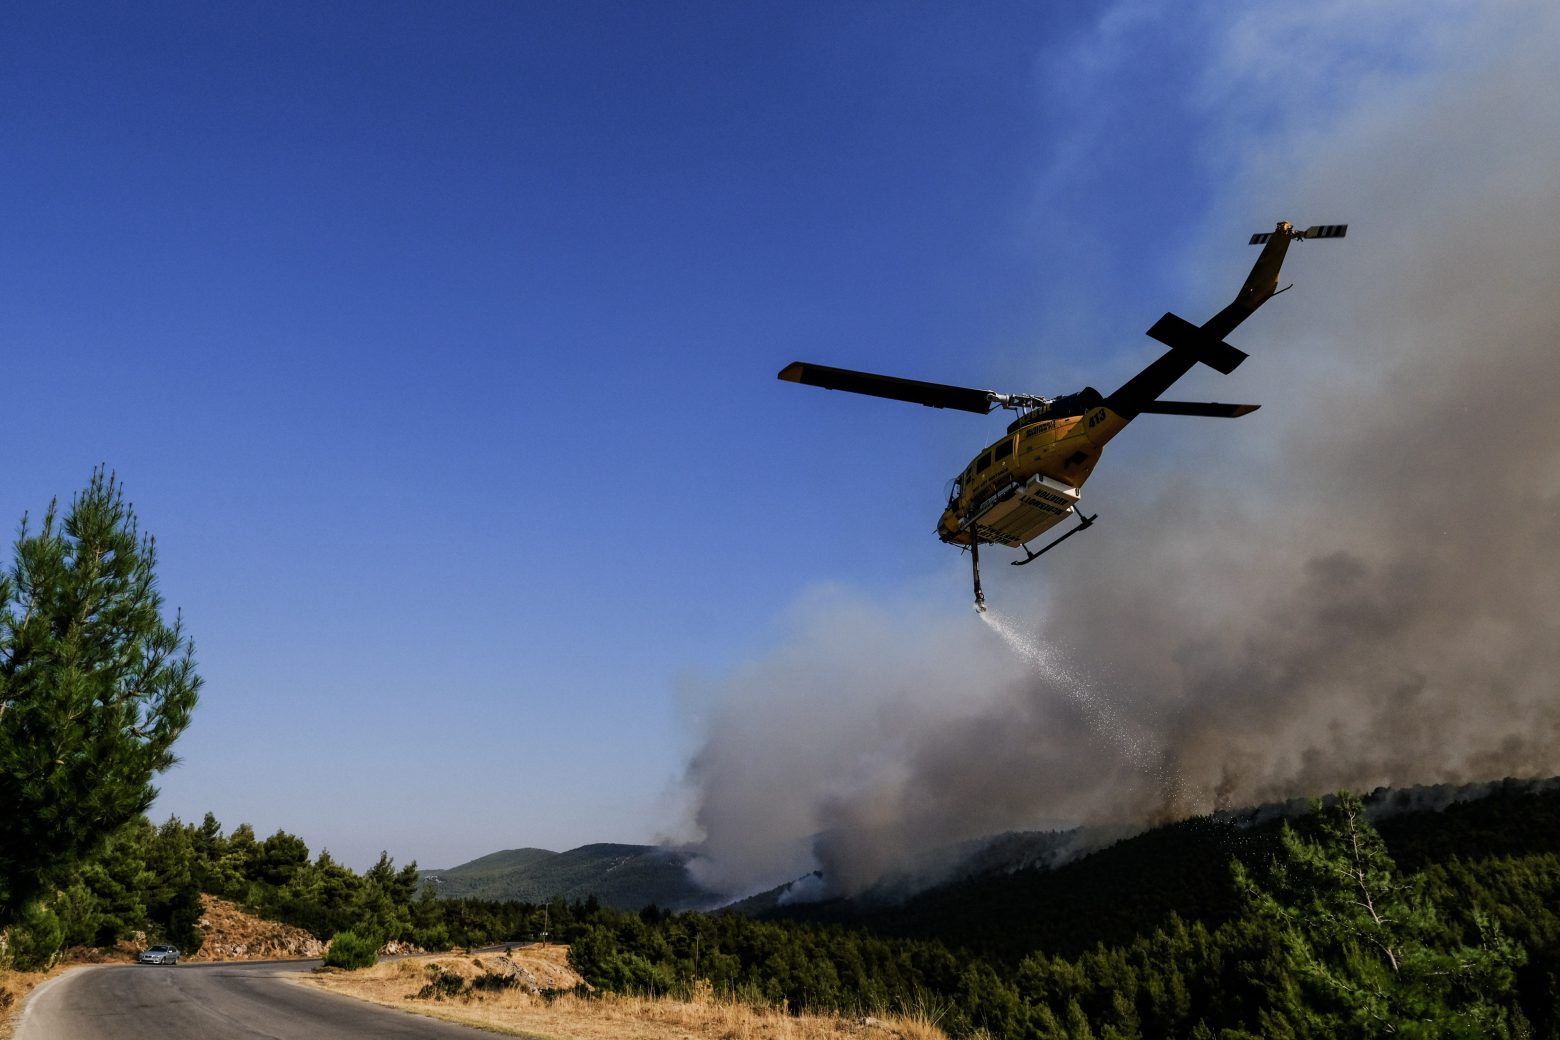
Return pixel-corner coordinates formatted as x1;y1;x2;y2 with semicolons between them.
1106;219;1344;417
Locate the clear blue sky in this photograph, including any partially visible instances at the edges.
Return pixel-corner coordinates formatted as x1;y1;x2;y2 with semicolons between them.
1;2;1512;871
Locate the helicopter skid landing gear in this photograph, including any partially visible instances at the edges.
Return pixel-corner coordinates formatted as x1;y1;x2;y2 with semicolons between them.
971;537;986;612
1011;512;1099;566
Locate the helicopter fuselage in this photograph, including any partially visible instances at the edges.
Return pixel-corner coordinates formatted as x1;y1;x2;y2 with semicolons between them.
937;391;1128;548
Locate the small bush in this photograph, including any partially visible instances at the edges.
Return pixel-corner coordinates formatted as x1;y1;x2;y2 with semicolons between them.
323;930;378;970
416;963;468;1000
470;971;520;993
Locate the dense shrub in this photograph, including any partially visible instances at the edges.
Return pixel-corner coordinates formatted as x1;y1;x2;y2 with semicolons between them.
3;901;64;971
322;929;378;970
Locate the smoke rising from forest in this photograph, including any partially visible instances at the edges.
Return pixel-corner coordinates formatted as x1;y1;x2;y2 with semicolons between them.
683;7;1560;899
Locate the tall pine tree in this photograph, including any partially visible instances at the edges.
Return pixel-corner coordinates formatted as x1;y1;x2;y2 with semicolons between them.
0;470;201;927
1235;790;1525;1037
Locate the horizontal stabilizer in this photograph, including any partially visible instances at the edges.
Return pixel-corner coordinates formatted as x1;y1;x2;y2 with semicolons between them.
1250;223;1348;244
778;362;996;414
1145;313;1248;375
1138;400;1260;418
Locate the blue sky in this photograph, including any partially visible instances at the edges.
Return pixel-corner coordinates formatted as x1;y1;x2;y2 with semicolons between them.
4;2;1535;874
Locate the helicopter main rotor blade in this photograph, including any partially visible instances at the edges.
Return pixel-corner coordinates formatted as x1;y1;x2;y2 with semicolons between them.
1137;400;1260;417
778;362;997;414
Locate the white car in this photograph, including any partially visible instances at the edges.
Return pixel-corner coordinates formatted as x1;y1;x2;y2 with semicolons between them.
138;944;179;965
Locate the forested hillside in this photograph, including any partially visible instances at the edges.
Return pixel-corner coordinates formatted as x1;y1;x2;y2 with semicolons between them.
6;782;1559;1038
572;786;1560;1038
757;778;1560;964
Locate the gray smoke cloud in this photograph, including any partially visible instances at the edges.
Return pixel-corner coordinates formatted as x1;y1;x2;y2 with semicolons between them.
684;6;1560;899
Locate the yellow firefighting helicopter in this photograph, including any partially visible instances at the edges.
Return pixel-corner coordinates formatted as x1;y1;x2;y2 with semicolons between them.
779;220;1346;610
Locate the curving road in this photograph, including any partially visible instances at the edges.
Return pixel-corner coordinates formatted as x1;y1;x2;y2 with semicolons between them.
17;960;504;1039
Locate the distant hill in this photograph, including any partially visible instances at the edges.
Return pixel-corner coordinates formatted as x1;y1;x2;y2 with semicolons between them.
422;843;719;911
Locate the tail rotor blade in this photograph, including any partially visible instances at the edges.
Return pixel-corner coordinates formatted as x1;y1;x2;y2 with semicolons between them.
1251;222;1348;244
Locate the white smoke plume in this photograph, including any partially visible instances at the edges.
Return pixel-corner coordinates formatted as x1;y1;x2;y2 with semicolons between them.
684;5;1560;899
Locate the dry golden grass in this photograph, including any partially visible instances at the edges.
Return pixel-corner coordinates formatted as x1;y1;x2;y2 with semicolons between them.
299;950;950;1040
0;967;61;1040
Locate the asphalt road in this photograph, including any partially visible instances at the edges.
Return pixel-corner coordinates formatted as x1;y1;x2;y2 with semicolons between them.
17;960;502;1040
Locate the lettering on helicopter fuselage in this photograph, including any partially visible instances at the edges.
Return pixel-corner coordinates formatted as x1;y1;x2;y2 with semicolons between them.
1021;422;1053;448
1027;489;1072;509
1086;409;1107;429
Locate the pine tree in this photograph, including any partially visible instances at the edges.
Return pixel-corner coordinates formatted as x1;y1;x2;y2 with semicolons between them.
350;852;414;944
1236;791;1526;1037
144;817;204;952
0;470;201;926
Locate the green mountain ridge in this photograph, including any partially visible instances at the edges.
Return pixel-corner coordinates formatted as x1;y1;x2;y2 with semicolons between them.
422;842;718;911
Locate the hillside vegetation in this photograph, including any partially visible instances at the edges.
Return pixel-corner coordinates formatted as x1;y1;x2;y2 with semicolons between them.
7;782;1560;1039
